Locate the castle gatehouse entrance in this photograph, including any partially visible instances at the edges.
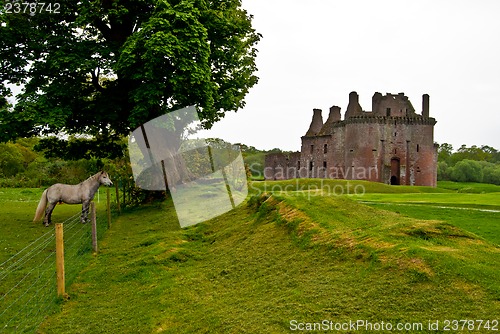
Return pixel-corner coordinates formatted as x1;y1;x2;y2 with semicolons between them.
390;158;400;185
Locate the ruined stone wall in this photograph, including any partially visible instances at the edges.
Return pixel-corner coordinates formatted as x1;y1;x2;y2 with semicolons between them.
372;92;416;117
300;135;332;178
330;125;346;177
344;119;381;182
265;92;437;187
407;122;437;186
264;152;301;180
344;117;437;186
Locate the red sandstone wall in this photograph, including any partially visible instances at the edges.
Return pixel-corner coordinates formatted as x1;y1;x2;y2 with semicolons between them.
266;93;437;187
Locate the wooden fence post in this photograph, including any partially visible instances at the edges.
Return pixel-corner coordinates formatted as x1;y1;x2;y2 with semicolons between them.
115;182;121;214
91;202;98;253
122;179;126;208
106;188;111;229
55;223;65;297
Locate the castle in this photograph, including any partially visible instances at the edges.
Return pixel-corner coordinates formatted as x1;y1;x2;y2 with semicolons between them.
264;91;438;186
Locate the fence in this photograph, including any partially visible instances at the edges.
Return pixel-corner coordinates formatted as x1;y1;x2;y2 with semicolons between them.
0;203;104;333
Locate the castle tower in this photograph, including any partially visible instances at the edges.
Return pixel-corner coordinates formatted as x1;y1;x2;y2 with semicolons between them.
266;91;438;187
305;108;324;136
422;94;430;117
345;91;363;118
319;106;341;135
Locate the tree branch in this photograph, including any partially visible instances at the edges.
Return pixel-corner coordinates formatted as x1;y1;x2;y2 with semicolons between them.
91;68;104;92
93;18;112;42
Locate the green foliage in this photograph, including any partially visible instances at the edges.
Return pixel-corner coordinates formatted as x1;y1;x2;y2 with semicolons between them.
450;159;483;183
437;161;450;181
0;142;25;177
437;142;453;163
0;138;41;179
34;136;127;160
0;137;126;190
0;0;260;159
451;144;497;164
481;162;500;185
437;143;500;185
438;143;499;165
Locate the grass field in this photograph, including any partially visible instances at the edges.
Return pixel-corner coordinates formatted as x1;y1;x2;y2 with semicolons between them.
0;188;112;332
1;180;499;333
0;188;112;264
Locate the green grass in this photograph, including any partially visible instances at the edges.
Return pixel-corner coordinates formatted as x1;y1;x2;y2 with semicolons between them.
250;178;500;195
366;203;500;246
348;190;500;248
0;188;111;332
0;187;113;263
249;178;452;195
438;180;500;193
1;181;499;333
354;192;500;209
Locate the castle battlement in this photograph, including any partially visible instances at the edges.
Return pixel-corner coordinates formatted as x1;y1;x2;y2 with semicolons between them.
265;91;438;186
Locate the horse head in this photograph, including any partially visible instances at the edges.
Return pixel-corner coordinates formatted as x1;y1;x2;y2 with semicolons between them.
99;171;113;186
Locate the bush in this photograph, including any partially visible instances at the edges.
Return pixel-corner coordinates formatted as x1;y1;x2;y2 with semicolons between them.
449;159;483;183
437;161;450;181
482;163;500;185
0;142;26;177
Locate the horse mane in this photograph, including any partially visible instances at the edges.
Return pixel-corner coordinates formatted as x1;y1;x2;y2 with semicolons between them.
82;171;103;184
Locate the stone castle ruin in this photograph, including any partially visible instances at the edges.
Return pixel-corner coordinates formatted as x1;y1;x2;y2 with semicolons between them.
265;91;438;186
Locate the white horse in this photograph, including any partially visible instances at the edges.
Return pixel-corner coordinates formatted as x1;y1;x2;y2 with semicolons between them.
33;171;113;227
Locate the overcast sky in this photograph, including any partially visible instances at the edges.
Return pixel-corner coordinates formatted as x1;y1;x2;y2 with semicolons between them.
202;0;500;152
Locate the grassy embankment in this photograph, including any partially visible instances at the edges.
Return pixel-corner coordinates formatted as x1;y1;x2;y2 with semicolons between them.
1;180;499;333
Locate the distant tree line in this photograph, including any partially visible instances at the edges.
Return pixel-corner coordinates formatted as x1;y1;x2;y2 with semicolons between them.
0;137;157;206
1;139;499;187
437;144;500;184
0;137;119;185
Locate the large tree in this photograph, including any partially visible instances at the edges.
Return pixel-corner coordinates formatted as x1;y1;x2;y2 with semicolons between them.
0;0;260;157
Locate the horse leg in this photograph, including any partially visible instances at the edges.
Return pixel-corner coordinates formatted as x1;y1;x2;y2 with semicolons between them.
81;201;90;224
44;202;56;227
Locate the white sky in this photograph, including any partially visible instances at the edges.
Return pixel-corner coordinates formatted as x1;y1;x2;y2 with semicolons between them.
202;0;500;152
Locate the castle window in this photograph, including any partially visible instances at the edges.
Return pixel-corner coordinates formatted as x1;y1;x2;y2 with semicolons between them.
309;161;313;171
394;132;397;136
417;144;420;152
297;161;301;169
386;108;391;116
323;161;327;169
323;144;328;154
310;145;314;154
394;148;397;154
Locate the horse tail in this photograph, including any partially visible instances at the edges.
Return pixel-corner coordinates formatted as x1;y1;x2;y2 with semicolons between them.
33;189;48;222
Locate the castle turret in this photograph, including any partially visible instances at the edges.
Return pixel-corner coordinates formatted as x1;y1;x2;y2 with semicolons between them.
305;108;323;136
345;91;363;118
319;106;341;135
266;90;437;187
327;105;341;123
422;94;430;117
372;92;383;115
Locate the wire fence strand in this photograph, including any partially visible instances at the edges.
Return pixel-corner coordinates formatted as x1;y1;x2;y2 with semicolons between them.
0;208;102;333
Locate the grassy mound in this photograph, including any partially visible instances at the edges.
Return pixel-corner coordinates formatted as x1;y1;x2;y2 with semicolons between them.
38;191;500;333
249;178;452;195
